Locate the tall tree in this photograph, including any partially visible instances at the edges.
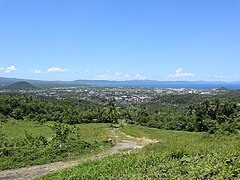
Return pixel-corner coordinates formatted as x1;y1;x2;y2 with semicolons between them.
102;99;120;126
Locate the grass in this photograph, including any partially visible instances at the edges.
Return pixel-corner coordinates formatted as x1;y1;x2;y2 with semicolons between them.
1;119;111;142
0;120;114;170
1;119;54;139
40;124;240;179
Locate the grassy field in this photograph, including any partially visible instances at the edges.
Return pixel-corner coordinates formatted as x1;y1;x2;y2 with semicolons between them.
0;121;114;170
1;120;111;141
1;120;54;139
41;124;240;179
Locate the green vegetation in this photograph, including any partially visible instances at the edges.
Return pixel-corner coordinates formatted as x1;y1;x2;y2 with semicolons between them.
1;91;240;178
41;125;240;179
102;99;120;126
0;121;113;170
0;92;240;134
126;94;240;134
0;93;102;124
1;120;53;139
3;81;38;91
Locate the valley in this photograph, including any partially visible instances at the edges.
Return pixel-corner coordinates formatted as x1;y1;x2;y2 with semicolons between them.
0;83;240;179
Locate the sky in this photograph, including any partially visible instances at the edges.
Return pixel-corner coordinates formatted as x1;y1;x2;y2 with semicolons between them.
0;0;240;81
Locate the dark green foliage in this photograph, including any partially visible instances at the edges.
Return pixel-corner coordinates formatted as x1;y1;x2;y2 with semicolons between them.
102;99;120;126
153;91;240;106
153;93;212;106
188;100;240;134
1;92;240;134
4;81;38;91
125;97;240;134
0;93;102;124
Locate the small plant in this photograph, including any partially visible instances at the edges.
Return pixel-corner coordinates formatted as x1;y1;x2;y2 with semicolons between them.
168;149;188;160
51;123;72;143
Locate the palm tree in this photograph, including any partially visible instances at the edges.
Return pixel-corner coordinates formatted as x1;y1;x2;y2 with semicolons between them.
102;99;120;127
186;105;194;117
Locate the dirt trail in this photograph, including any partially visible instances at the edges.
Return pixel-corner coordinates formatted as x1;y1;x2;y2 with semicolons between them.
0;129;157;180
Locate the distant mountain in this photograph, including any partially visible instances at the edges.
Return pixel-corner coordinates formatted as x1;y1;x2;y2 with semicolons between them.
0;77;24;85
72;79;240;89
1;77;240;89
4;81;38;91
0;77;70;87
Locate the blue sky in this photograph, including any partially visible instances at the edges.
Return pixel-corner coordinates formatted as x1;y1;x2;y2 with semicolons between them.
0;0;239;81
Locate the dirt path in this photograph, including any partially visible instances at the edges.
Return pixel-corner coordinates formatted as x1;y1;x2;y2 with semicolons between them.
0;129;157;180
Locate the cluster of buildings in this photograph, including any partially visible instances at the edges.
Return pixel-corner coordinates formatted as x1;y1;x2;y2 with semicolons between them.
7;86;220;105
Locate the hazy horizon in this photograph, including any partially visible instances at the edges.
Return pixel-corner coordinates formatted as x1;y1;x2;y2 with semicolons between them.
0;0;239;82
1;76;240;83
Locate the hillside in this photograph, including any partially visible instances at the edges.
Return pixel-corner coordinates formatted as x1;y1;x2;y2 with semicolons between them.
4;81;38;91
0;92;239;179
40;125;240;179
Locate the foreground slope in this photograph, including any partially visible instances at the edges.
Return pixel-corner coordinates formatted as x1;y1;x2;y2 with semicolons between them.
41;125;240;179
0;126;156;180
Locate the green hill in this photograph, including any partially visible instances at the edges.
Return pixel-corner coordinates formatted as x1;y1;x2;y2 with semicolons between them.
5;81;38;90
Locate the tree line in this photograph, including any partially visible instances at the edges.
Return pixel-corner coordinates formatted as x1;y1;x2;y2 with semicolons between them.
0;92;240;134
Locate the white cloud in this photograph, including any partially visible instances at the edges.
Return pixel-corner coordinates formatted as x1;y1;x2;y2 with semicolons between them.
167;68;195;78
31;69;44;74
5;65;17;73
95;74;108;79
95;71;130;80
0;65;17;73
94;71;146;81
215;75;229;79
133;74;146;80
111;72;130;80
84;69;89;73
207;74;229;79
113;72;130;79
47;67;68;73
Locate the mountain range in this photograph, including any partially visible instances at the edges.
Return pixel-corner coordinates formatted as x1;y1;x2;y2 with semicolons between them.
0;77;240;89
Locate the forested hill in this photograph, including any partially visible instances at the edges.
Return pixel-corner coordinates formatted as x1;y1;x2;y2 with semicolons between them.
2;81;38;91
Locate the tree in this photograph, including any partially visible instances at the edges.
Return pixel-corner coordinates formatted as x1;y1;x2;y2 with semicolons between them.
51;123;72;143
137;108;149;124
102;99;120;126
12;107;24;120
